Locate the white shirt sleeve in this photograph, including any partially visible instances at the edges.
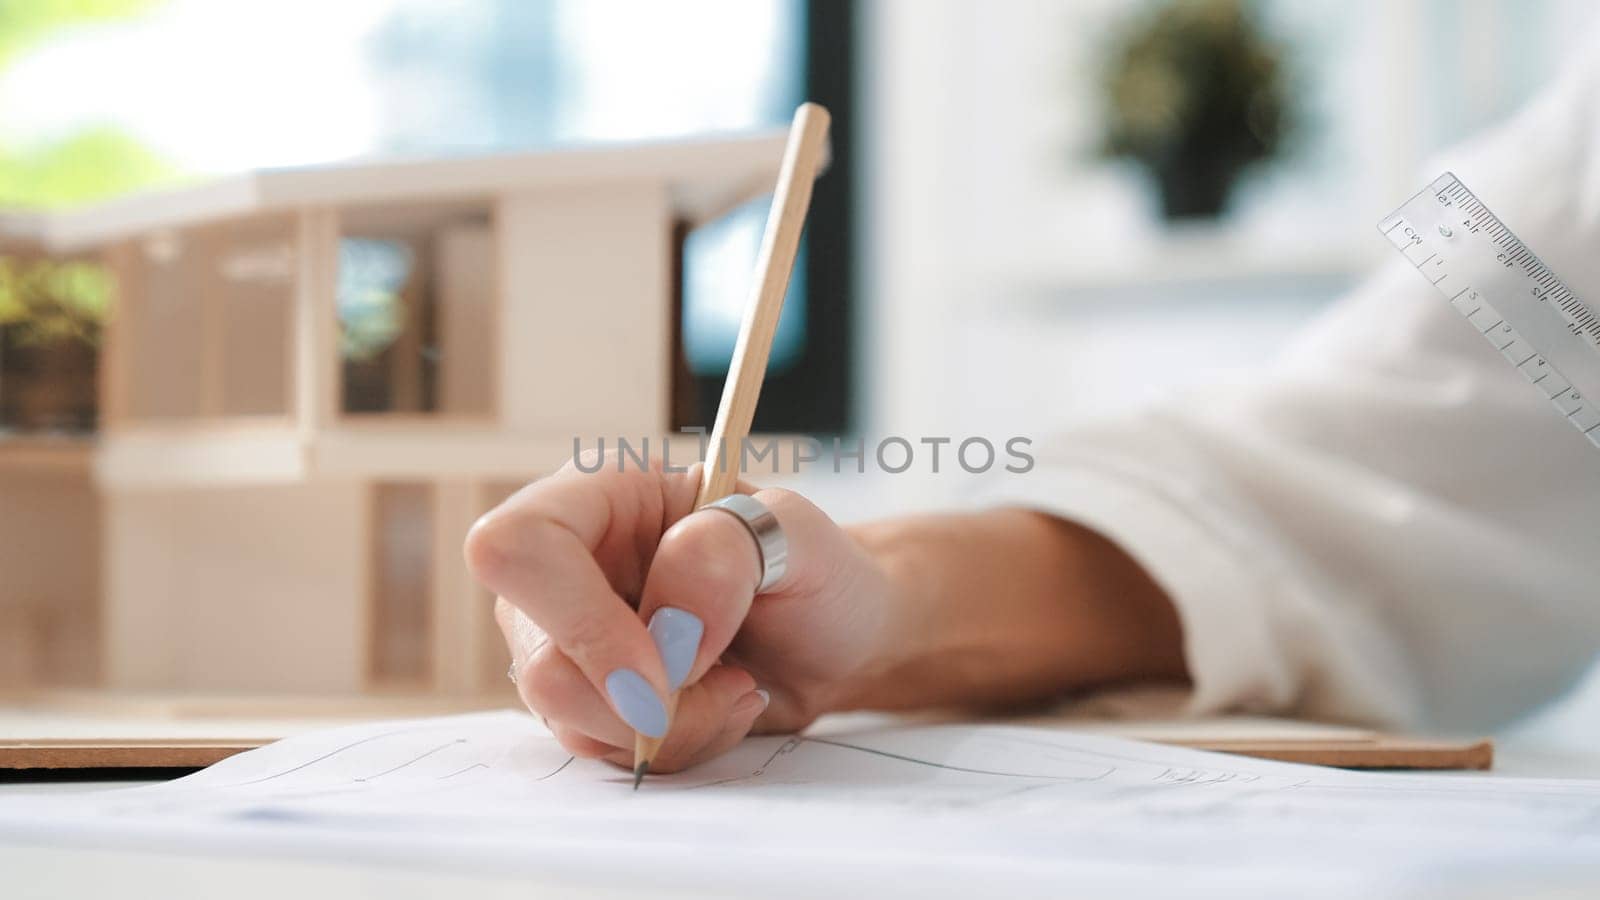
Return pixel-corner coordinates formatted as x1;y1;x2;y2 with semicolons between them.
982;51;1600;734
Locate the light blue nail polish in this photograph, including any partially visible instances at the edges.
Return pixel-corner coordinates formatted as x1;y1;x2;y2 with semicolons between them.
605;668;668;738
648;607;704;691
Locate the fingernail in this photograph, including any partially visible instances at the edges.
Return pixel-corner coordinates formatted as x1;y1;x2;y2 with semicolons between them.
733;688;771;718
605;669;668;738
648;607;705;691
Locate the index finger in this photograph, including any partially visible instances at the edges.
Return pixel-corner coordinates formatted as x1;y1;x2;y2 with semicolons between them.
465;466;692;738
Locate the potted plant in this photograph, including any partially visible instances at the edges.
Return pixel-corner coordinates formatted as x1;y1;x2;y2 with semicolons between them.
1096;0;1294;220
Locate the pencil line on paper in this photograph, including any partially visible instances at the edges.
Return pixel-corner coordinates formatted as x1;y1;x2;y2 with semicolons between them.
757;738;801;774
357;739;467;782
438;755;573;785
229;728;418;786
438;763;488;780
805;737;1111;780
684;739;802;789
970;731;1218;769
534;756;576;781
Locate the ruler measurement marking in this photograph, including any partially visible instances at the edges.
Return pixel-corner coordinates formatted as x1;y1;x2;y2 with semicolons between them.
1382;172;1600;449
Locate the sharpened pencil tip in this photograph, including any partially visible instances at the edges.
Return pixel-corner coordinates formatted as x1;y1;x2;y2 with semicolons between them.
632;761;648;790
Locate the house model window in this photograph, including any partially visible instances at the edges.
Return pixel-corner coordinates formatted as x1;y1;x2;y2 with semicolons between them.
120;215;297;421
338;202;495;418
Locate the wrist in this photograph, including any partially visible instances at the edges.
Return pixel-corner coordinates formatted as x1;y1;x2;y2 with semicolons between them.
828;518;962;712
825;509;1187;715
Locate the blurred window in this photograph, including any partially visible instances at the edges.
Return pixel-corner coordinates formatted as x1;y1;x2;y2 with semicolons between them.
364;0;851;432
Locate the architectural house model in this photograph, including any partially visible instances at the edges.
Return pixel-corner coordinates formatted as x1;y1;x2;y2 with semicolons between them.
0;131;790;698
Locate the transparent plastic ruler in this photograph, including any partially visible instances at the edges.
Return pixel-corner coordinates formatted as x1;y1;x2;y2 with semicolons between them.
1379;172;1600;448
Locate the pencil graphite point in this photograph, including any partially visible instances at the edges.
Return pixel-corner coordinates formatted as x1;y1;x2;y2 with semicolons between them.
632;761;648;790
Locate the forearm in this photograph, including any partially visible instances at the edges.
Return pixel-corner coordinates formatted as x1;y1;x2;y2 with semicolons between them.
839;509;1188;712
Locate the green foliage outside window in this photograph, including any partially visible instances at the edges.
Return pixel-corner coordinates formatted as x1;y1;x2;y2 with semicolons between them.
0;0;174;208
0;0;174;430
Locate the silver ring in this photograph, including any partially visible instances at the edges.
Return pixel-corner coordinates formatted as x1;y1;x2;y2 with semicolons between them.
703;494;788;593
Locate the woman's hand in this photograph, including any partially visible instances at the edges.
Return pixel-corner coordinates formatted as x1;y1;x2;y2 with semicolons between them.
464;456;896;773
465;454;1188;774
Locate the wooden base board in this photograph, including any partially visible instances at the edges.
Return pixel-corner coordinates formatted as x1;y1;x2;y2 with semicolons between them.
1166;736;1493;770
1;739;265;770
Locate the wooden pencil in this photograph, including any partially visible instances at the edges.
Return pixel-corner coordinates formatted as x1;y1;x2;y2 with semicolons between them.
631;102;831;785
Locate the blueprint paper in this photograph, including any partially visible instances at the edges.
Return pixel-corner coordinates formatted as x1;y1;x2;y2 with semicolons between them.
2;711;1598;895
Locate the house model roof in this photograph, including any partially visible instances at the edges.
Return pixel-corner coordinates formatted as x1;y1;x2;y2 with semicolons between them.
12;129;795;253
